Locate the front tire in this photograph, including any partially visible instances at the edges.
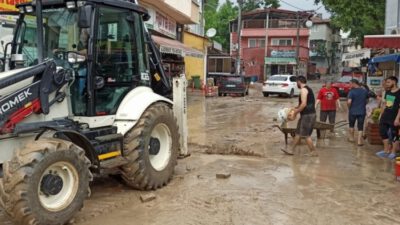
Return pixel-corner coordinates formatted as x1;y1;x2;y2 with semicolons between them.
121;102;179;190
0;138;92;225
289;89;294;98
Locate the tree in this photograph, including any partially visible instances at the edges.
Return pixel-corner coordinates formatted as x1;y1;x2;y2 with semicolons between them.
311;40;338;74
205;0;238;50
241;0;280;12
315;0;385;45
204;0;280;51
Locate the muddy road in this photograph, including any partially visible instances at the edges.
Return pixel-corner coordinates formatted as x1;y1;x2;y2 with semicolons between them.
1;82;400;225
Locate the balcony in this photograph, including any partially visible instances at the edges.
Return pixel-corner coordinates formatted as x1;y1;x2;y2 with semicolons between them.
191;1;200;23
140;0;196;24
236;28;310;38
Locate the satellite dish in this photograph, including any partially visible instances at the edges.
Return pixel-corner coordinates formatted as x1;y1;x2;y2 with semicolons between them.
305;20;313;28
206;28;217;38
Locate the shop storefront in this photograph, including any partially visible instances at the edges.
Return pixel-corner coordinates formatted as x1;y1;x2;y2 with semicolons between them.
265;57;300;75
152;35;203;79
368;54;400;92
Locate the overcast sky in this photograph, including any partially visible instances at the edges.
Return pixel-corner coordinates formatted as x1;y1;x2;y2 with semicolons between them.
219;0;330;18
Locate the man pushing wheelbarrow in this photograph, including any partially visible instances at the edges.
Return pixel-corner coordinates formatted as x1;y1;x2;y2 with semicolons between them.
280;76;318;157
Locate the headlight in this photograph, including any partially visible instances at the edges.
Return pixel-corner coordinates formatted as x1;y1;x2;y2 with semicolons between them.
25;6;34;13
77;1;86;7
66;1;77;9
19;6;25;14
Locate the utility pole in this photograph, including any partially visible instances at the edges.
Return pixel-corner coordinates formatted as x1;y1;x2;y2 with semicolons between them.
236;0;243;75
295;11;300;76
263;8;269;81
36;0;44;63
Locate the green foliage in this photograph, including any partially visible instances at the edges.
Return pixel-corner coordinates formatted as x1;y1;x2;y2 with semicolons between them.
241;0;280;12
371;108;381;123
205;0;238;50
315;0;385;45
311;40;339;74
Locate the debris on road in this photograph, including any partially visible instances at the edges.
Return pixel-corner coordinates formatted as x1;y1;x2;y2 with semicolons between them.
216;172;231;179
140;193;157;203
186;164;194;171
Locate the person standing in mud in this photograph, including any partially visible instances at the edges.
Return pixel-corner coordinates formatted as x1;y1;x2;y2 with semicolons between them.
281;76;318;157
377;76;400;159
347;79;369;146
315;80;341;125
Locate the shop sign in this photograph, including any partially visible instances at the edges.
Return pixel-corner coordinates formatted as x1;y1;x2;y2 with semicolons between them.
0;0;29;11
342;49;371;61
160;45;183;56
271;50;296;58
265;57;296;65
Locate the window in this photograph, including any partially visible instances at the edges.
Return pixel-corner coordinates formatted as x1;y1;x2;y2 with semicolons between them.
248;38;265;48
94;7;139;115
259;39;266;47
271;38;293;46
248;39;257;48
312;25;318;32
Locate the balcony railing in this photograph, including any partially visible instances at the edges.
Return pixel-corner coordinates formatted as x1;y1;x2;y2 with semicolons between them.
233;19;307;31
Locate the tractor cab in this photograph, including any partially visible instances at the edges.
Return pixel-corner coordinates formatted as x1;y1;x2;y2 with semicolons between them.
14;0;159;118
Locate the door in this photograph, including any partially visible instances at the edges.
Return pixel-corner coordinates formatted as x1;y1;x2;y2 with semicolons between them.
93;7;140;115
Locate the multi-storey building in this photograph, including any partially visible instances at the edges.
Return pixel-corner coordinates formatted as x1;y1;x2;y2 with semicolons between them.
139;0;206;81
230;8;311;81
309;15;341;75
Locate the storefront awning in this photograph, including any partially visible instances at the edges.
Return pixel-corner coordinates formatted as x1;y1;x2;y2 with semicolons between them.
265;57;296;65
364;35;400;49
152;35;204;58
342;49;370;62
369;54;400;64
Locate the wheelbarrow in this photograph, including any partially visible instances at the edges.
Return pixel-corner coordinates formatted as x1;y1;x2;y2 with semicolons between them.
273;120;348;145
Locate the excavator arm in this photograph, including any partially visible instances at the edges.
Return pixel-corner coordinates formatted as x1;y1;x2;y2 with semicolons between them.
0;61;70;134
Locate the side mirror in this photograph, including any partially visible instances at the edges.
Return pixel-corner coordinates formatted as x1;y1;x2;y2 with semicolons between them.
67;52;86;64
78;5;92;28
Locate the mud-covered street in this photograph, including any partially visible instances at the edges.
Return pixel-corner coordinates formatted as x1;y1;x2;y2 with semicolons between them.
2;82;400;225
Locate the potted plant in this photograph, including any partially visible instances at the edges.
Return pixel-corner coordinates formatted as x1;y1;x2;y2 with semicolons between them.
367;108;383;145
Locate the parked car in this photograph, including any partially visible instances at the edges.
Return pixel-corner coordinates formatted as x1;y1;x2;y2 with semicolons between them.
307;72;321;80
218;76;249;97
341;67;363;77
262;75;300;98
331;76;363;97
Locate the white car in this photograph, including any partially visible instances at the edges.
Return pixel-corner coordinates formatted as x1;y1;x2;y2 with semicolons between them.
262;75;300;98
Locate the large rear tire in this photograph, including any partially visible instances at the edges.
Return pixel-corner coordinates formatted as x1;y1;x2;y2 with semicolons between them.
0;138;92;225
121;102;179;190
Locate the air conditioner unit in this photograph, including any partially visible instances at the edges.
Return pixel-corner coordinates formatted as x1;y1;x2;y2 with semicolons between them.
231;43;238;50
391;28;400;35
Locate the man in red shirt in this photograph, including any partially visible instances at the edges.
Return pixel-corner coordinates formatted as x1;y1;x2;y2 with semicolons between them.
315;81;341;124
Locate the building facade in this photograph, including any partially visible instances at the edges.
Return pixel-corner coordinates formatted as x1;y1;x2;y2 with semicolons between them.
309;16;341;75
183;0;209;82
139;0;205;80
230;8;311;81
385;0;400;35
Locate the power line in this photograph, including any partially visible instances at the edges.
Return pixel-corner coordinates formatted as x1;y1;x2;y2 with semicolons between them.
280;0;306;11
